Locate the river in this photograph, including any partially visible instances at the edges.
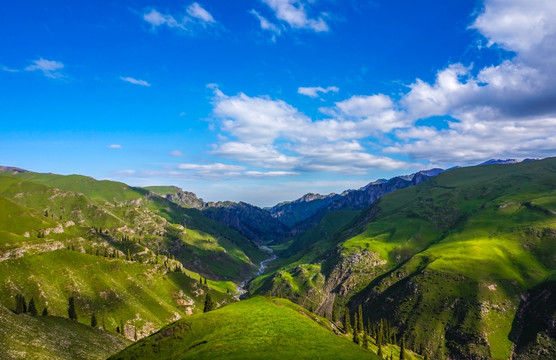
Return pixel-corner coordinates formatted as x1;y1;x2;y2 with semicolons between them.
235;245;277;299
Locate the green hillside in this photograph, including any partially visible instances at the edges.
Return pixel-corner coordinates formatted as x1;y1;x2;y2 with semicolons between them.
109;296;391;360
0;171;267;358
0;304;130;360
0;250;231;338
255;158;556;359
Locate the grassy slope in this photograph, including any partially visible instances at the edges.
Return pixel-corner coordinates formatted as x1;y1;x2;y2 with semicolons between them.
0;304;130;360
0;250;230;338
348;159;556;359
109;296;381;360
0;173;265;281
143;186;182;196
257;158;556;359
0;172;264;356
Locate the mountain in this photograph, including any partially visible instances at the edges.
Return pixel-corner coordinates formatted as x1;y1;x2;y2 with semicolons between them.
253;158;556;359
479;158;520;165
144;186;288;243
271;169;441;237
109;296;421;360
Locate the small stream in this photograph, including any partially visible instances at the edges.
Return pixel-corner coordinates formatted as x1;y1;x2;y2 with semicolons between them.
235;245;276;299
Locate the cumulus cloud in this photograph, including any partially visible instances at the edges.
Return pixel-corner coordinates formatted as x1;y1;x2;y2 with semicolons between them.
210;88;413;174
120;76;151;87
25;58;65;78
258;0;329;33
143;3;217;33
298;86;339;98
378;0;556;165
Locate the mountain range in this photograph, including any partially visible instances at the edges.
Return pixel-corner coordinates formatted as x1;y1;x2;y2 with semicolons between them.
0;157;554;359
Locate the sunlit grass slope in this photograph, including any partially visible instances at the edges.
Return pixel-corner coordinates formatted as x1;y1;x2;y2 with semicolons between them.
109;296;380;360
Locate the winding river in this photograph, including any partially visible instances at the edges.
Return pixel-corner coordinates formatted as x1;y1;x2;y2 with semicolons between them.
235;245;277;298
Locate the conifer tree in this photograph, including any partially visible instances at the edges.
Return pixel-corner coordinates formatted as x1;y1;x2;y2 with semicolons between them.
91;312;97;327
357;305;364;333
362;327;369;349
120;319;125;336
424;354;430;360
204;278;207;285
126;248;131;261
352;314;360;344
116;326;120;334
203;294;215;312
331;306;337;323
42;307;48;316
399;336;406;360
28;297;38;316
343;307;352;333
68;296;78;320
377;332;383;357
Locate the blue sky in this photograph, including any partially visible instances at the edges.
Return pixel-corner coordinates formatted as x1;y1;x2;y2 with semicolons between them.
2;0;556;206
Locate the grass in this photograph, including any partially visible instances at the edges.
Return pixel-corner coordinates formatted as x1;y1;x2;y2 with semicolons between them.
0;304;130;359
0;249;234;338
109;296;383;360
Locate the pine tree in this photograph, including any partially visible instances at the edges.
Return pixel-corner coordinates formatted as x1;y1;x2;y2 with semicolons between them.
116;326;120;334
362;327;369;349
399;336;406;360
343;307;352;333
357;305;364;333
126;248;131;261
91;312;97;327
424;354;430;360
120;319;125;336
28;297;38;316
331;306;337;323
377;329;383;357
203;293;215;312
42;307;48;316
134;327;138;341
352;313;360;344
68;296;78;320
204;278;207;285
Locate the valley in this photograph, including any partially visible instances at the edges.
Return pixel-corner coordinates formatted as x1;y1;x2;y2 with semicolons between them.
0;158;555;359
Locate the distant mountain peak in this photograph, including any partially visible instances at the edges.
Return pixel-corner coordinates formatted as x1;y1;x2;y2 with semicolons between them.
479;159;520;166
0;166;29;173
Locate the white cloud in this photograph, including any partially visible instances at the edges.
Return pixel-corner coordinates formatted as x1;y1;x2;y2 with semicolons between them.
169;150;185;157
298;86;339;98
261;0;329;32
470;0;556;54
108;144;122;149
120;76;151;87
143;3;217;33
25;58;65;79
187;2;215;23
212;141;300;169
250;9;282;39
178;163;245;171
210;89;412;174
244;170;298;177
1;66;19;73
